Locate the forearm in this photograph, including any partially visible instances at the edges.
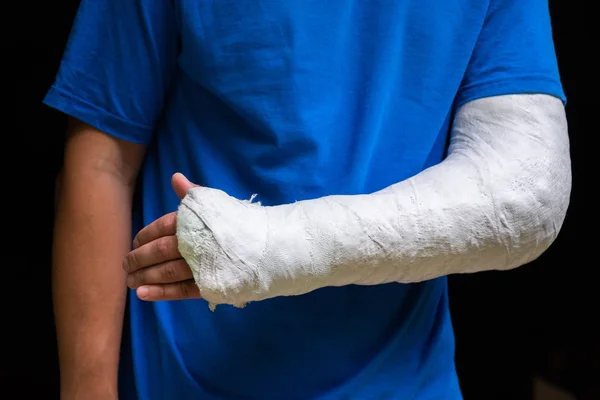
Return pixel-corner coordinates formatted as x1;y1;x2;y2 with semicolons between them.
53;167;134;396
285;94;571;284
177;94;571;307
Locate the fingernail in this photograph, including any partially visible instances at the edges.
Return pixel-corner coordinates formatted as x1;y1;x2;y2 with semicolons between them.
137;286;149;300
132;238;139;249
126;275;135;288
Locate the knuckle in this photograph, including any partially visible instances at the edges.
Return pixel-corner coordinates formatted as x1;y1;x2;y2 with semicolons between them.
179;282;191;298
155;238;170;258
158;285;167;299
157;217;169;234
159;213;176;233
162;262;178;281
130;252;140;269
169;212;178;228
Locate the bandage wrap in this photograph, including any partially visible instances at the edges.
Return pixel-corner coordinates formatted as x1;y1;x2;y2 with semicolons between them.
177;94;571;308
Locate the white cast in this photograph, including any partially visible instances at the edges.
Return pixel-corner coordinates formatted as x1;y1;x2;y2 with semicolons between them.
177;94;571;309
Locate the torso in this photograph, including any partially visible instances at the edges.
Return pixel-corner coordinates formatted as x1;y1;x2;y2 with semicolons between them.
123;1;489;398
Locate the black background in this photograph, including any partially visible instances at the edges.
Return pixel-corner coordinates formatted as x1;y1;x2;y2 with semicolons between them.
3;1;587;399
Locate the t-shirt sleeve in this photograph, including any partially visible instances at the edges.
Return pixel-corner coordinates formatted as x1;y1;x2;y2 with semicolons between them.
43;0;179;144
456;0;566;107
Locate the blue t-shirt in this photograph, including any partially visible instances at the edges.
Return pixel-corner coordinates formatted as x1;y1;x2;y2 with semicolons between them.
44;1;565;399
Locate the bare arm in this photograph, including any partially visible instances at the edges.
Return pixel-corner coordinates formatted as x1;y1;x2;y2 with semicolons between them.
53;118;146;399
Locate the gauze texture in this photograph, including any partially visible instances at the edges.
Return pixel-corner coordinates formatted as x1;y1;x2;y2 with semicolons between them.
177;94;571;308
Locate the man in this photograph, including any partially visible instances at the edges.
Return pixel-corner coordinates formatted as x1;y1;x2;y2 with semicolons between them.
46;0;570;399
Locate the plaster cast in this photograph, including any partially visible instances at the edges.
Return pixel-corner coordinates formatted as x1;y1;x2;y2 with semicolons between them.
176;94;571;309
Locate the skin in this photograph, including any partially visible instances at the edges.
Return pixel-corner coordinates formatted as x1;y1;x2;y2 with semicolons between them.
56;119;201;400
124;173;202;301
128;94;571;305
65;96;569;400
54;118;146;399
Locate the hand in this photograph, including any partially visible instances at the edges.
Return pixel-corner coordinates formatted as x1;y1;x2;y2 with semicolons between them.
123;173;201;301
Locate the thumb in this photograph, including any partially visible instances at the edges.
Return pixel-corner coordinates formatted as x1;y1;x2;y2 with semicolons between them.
172;173;199;200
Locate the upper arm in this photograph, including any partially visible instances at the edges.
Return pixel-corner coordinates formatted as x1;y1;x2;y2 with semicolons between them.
62;118;147;189
456;0;566;107
44;0;179;145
